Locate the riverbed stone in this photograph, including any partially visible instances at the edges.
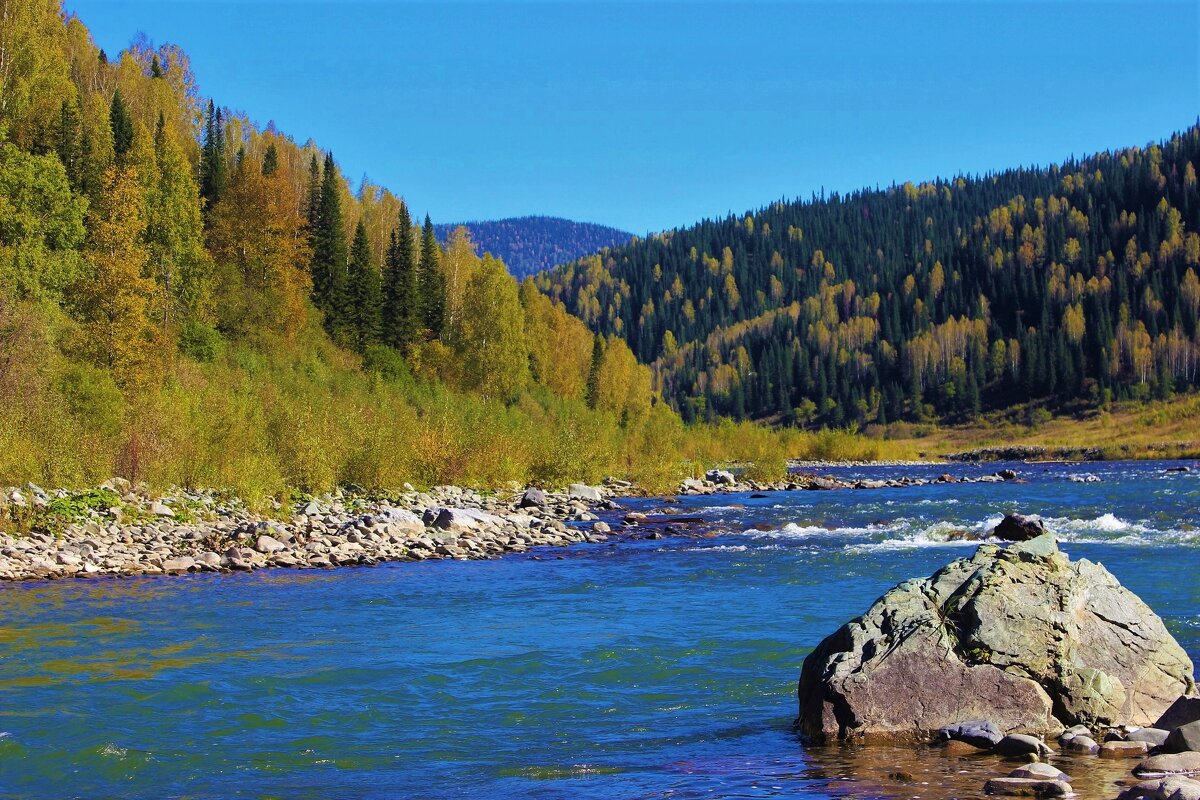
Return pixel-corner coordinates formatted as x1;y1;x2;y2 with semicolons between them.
995;734;1052;758
1120;777;1200;800
255;534;287;554
1101;740;1153;758
983;777;1071;797
991;513;1046;541
1136;753;1200;779
796;533;1196;743
1165;721;1200;754
1129;727;1172;747
1064;734;1100;753
940;720;1004;748
1157;698;1200;731
1009;763;1070;782
567;483;602;502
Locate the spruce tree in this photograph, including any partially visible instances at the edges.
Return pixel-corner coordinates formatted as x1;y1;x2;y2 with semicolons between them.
261;142;278;176
200;100;226;212
56;99;82;189
586;334;604;409
350;221;383;351
310;152;349;334
304;153;321;231
150;54;163;78
109;89;134;161
384;202;419;352
418;214;445;338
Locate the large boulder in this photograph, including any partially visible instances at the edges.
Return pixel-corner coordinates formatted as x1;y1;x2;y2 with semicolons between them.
797;533;1196;743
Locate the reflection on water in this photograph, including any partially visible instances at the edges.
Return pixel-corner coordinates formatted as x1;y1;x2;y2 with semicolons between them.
0;461;1195;799
805;743;1141;800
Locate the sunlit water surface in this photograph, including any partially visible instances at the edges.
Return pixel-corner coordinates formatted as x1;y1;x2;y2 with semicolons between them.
1;461;1197;799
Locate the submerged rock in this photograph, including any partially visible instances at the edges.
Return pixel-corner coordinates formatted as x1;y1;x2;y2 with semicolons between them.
796;533;1196;743
1120;777;1200;800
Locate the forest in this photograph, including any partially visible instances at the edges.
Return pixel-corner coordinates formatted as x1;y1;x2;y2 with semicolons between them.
434;216;633;280
0;0;819;497
538;127;1200;425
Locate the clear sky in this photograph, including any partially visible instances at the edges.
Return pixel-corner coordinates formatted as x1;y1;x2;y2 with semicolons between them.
65;1;1199;234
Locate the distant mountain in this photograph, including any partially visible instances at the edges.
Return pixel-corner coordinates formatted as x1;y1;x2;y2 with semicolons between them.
434;216;634;279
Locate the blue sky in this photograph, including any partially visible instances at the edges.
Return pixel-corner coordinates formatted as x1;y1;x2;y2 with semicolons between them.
67;1;1199;234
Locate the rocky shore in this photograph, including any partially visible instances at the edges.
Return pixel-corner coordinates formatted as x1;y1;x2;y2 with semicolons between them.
0;479;629;581
677;466;1022;495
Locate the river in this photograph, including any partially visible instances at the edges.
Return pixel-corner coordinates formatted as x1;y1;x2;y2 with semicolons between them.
1;460;1197;798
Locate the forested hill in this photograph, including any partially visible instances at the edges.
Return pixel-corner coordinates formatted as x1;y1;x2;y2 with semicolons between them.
0;1;682;493
434;216;633;279
537;127;1200;425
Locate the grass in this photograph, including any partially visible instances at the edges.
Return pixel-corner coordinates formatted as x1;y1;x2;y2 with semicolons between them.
874;394;1200;461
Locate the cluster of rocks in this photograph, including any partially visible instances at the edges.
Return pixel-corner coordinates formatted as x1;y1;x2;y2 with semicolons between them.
946;446;1104;462
0;480;633;581
677;467;1021;496
937;708;1200;798
797;527;1199;799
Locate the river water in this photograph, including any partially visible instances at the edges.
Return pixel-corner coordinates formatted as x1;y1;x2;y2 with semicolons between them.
1;461;1197;799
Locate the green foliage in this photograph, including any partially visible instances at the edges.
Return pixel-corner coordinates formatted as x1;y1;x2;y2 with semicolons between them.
0;141;87;298
178;319;224;362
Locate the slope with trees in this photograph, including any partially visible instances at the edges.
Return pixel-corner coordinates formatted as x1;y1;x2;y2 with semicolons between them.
538;128;1200;425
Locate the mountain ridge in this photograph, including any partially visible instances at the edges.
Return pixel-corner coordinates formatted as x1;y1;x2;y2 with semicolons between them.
434;215;634;279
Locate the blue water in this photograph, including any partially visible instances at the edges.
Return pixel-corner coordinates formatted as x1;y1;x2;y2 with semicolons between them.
1;461;1197;799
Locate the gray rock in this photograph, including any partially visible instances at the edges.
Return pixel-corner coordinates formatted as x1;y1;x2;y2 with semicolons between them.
592;521;611;534
940;720;1004;749
431;507;503;532
983;777;1071;797
1009;763;1070;783
796;535;1196;743
162;556;195;573
705;469;736;486
1165;721;1200;754
150;501;175;518
254;534;287;554
1157;697;1200;731
301;501;322;516
519;488;548;508
994;734;1052;758
567;484;602;502
997;469;1019;480
1120;777;1200;800
991;513;1046;541
1061;734;1099;753
1129;728;1172;747
1136;752;1200;778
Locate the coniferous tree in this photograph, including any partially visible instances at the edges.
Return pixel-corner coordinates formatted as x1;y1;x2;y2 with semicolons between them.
384;201;419;352
349;221;383;351
419;214;445;338
261;142;278;177
150;54;163;78
200;100;226;212
310;152;349;335
304;153;321;231
109;89;133;161
586;334;604;409
55;99;81;189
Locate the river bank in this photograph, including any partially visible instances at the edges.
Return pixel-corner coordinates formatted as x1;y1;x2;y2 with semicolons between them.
0;462;1048;582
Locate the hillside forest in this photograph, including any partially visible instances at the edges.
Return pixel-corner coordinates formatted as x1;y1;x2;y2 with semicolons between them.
539;126;1200;425
0;0;813;498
